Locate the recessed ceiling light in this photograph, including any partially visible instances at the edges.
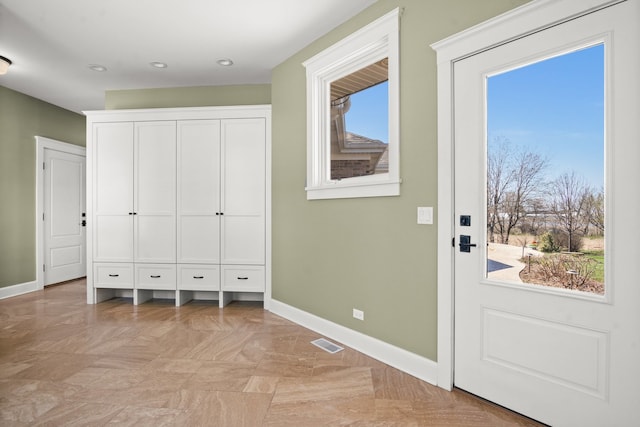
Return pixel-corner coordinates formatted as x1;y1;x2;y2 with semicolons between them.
150;62;168;69
0;55;12;75
216;59;234;67
88;64;107;72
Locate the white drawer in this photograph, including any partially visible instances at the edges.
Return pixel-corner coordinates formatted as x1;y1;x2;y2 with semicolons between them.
178;264;220;291
94;263;133;289
135;264;177;290
222;266;265;292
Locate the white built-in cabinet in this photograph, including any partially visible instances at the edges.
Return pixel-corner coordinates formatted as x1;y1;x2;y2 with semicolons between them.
85;106;271;308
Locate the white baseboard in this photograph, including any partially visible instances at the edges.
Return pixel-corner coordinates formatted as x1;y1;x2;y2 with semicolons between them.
269;299;438;385
0;281;40;300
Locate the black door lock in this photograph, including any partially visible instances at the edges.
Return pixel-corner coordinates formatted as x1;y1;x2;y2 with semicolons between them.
459;235;477;252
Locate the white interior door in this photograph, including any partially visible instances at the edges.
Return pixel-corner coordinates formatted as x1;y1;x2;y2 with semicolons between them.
454;2;639;426
44;148;86;285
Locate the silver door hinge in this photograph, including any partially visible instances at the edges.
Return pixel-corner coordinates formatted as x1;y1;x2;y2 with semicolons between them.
43;264;46;272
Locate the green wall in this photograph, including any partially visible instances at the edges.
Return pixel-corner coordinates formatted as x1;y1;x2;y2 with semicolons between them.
271;0;528;361
0;86;85;288
105;84;271;109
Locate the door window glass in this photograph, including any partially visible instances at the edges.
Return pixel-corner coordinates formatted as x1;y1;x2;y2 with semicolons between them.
486;44;605;295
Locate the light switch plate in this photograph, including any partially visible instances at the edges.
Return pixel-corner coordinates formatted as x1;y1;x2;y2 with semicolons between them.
417;207;433;225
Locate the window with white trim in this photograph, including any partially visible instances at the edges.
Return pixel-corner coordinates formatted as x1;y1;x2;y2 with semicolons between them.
304;8;400;200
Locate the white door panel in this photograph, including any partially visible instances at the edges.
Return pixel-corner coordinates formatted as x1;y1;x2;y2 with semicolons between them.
93;122;134;262
134;122;176;214
135;216;176;262
221;216;265;265
134;122;176;262
94;123;134;213
454;2;639;426
177;120;220;213
44;149;86;284
178;216;219;263
220;119;266;266
93;215;133;261
177;120;221;264
221;119;265;215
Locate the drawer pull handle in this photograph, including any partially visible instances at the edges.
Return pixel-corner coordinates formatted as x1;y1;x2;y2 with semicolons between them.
193;276;204;279
237;277;249;280
150;275;161;278
108;274;119;277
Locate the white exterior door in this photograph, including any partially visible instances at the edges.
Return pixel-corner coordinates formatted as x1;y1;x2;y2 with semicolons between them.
220;119;266;265
453;2;639;426
43;149;86;285
134;121;176;263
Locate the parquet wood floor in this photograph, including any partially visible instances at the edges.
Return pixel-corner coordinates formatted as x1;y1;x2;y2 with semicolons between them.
0;279;544;426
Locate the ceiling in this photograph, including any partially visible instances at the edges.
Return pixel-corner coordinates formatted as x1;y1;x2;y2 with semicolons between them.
0;0;378;113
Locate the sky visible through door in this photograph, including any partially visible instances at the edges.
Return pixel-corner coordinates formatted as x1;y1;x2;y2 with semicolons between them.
486;44;605;295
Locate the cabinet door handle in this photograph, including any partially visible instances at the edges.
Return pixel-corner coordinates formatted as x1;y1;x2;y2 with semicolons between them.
193;276;204;279
108;274;119;277
150;275;161;278
237;277;249;280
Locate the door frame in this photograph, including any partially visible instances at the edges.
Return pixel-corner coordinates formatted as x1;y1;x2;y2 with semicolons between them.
431;0;623;390
35;136;86;289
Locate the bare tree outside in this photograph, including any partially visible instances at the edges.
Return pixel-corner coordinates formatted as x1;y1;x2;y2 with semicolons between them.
585;189;605;236
550;171;592;252
487;136;513;243
521;197;547;236
487;137;549;244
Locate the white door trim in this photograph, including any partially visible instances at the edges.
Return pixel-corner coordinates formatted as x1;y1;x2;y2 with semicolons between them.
431;0;623;390
35;136;86;290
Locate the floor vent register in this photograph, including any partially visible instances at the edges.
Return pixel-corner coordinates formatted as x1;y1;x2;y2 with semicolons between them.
311;338;344;354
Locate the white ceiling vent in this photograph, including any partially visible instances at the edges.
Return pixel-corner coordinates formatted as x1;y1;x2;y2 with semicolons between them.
311;338;344;354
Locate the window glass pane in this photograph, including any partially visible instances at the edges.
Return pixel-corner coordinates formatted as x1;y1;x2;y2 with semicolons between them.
330;59;389;180
486;44;605;295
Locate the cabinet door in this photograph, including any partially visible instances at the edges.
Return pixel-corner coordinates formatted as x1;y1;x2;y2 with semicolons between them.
220;119;266;265
93;122;134;262
177;120;221;263
134;121;176;262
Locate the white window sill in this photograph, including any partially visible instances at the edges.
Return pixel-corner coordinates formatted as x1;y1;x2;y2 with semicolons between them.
306;179;401;200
